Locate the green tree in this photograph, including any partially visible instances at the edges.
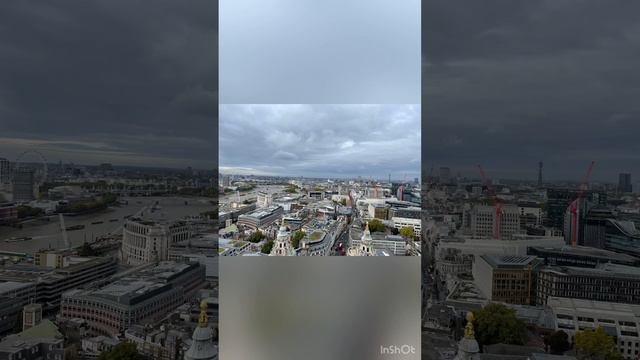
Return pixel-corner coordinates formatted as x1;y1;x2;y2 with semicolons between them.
575;327;621;360
399;226;416;239
261;240;274;254
368;218;385;233
474;303;527;347
340;198;347;206
247;230;263;243
290;230;305;248
98;341;146;360
546;330;571;355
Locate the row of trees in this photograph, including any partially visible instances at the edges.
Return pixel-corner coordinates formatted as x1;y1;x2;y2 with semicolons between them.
366;219;416;239
247;230;264;243
473;304;621;360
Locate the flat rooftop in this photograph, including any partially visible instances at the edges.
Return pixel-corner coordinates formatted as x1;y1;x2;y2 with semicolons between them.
0;280;34;293
64;261;199;305
529;245;639;263
481;255;540;268
240;206;282;219
543;262;640;279
547;296;640;317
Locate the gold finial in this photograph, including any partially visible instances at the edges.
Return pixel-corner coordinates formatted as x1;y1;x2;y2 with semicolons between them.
365;221;369;232
198;299;208;327
281;217;285;226
464;311;475;339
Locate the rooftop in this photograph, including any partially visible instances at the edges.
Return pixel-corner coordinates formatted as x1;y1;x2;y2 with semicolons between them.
481;255;541;268
0;280;34;293
547;296;640;317
543;262;640;279
529;245;639;264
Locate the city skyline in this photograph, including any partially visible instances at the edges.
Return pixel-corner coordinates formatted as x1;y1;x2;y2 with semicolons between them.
0;1;217;170
219;104;421;179
423;1;640;182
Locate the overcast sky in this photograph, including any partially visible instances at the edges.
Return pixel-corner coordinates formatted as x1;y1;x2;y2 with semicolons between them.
220;0;420;104
220;104;420;179
423;0;640;183
0;1;217;169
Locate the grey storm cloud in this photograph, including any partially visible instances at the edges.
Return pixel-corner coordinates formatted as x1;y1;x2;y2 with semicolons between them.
423;0;640;182
219;104;420;179
0;1;217;169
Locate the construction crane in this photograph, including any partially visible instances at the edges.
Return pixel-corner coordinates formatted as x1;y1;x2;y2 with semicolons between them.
397;174;407;201
477;165;502;240
568;161;596;246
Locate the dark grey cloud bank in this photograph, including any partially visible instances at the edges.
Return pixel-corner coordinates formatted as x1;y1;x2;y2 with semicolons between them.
219;104;420;179
423;0;640;182
219;0;420;104
0;1;217;169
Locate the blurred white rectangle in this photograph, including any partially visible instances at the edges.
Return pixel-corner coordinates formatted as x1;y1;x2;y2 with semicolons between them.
220;257;420;360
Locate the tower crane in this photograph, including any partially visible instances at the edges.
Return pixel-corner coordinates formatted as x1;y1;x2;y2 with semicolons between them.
568;161;595;246
477;165;502;240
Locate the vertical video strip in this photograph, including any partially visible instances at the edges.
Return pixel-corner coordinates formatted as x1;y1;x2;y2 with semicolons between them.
219;1;422;359
0;1;219;358
422;2;640;360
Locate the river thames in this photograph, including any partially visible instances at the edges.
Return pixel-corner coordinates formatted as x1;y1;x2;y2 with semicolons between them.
0;196;214;254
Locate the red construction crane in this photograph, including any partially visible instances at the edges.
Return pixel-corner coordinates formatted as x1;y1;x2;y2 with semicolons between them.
397;174;408;201
568;161;596;246
477;165;503;240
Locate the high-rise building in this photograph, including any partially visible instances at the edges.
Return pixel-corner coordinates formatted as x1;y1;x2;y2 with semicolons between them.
537;161;543;187
536;263;640;305
439;167;451;184
467;204;520;240
60;261;205;336
473;255;543;305
12;167;35;203
0;158;11;185
256;191;273;208
121;218;191;266
546;189;606;230
619;173;632;193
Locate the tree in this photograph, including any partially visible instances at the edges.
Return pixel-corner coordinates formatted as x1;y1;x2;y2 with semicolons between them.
247;230;263;243
261;240;274;254
368;218;385;233
340;198;347;206
474;303;527;347
98;341;146;360
291;230;305;248
399;226;416;239
546;330;571;355
575;327;621;360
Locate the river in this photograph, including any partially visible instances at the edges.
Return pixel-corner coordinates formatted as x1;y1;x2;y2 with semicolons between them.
0;196;214;254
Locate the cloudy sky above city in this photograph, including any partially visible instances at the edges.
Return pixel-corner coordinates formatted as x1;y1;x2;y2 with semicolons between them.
423;1;640;183
220;0;420;104
219;104;420;179
0;1;217;169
